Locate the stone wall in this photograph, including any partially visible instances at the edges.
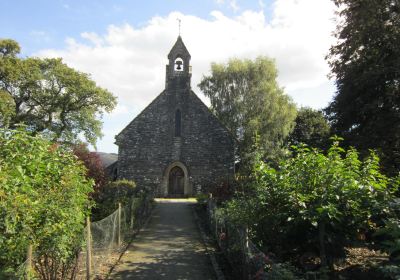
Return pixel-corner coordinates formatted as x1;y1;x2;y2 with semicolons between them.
115;75;235;196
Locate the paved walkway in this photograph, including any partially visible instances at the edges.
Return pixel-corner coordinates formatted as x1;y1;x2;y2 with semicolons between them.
108;199;216;280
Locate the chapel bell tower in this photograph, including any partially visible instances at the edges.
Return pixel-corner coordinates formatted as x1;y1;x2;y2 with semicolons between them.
165;36;192;90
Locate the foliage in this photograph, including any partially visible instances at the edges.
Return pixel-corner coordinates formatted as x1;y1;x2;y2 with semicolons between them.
196;193;209;206
0;39;20;57
0;89;15;127
73;143;107;196
0;39;117;146
204;179;236;204
0;128;93;277
375;198;400;262
325;0;400;175
376;218;400;262
92;179;137;220
199;56;297;169
378;264;400;280
288;107;330;150
225;139;398;268
264;262;303;280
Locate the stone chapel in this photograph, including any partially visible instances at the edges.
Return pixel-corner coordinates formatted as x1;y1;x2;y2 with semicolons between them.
114;36;235;197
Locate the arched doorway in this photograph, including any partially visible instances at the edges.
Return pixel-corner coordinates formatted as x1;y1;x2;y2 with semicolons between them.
161;161;191;197
168;166;184;197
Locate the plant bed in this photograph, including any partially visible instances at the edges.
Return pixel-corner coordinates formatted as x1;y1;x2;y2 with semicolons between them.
193;203;238;280
332;246;391;280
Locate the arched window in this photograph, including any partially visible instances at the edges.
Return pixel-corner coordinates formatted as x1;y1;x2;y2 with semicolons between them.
175;109;181;137
174;57;184;72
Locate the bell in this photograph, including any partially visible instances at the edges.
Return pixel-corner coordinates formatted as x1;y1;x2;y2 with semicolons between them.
176;61;183;70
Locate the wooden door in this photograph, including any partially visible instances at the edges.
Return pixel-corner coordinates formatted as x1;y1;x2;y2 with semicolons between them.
168;166;184;197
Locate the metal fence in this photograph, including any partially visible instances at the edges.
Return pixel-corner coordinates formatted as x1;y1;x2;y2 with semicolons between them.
18;193;153;280
207;198;269;280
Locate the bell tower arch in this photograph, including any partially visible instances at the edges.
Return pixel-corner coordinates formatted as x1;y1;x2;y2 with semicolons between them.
165;36;192;89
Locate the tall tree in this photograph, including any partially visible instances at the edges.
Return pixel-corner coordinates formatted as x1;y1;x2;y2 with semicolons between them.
288;107;331;150
0;39;117;146
199;56;297;167
326;0;400;175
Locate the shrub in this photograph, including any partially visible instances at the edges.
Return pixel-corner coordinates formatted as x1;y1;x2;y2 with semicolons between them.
377;218;400;261
196;193;209;206
92;179;137;220
0;129;93;278
225;138;398;267
204;179;236;204
72;143;107;196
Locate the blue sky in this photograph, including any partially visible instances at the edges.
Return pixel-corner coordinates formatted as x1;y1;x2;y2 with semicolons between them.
1;0;272;55
1;0;337;153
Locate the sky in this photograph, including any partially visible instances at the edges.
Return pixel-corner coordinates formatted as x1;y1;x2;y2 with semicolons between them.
0;0;338;153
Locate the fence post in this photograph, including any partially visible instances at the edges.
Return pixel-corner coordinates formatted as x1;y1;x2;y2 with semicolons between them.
86;217;92;280
118;203;121;246
26;244;32;280
130;199;134;229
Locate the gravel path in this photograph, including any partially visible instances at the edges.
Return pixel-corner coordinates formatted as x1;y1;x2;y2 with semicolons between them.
108;199;216;280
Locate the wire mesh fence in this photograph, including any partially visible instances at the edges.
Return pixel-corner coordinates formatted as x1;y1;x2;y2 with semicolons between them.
207;198;269;280
78;195;152;279
15;193;153;280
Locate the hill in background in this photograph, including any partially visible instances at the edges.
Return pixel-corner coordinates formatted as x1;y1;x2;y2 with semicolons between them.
95;152;118;168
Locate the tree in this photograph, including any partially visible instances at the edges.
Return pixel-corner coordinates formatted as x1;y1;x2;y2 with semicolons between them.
326;0;400;175
0;39;117;146
0;129;93;278
199;56;297;168
0;39;20;57
288;107;330;150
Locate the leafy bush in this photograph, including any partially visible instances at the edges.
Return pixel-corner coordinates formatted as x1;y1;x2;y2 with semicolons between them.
378;264;400;280
92;179;137;220
225;139;398;267
377;218;400;262
72;143;107;196
196;193;209;206
375;198;400;262
0;129;93;278
203;179;236;204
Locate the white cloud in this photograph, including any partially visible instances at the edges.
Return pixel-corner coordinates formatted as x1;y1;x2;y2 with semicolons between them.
35;0;337;152
81;32;104;47
106;104;129;117
230;0;240;12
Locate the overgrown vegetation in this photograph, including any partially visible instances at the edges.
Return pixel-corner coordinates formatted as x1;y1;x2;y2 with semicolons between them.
0;129;94;278
92;179;138;220
223;139;399;276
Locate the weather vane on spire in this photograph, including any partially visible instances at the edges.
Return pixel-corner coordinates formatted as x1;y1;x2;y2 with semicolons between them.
177;18;181;36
